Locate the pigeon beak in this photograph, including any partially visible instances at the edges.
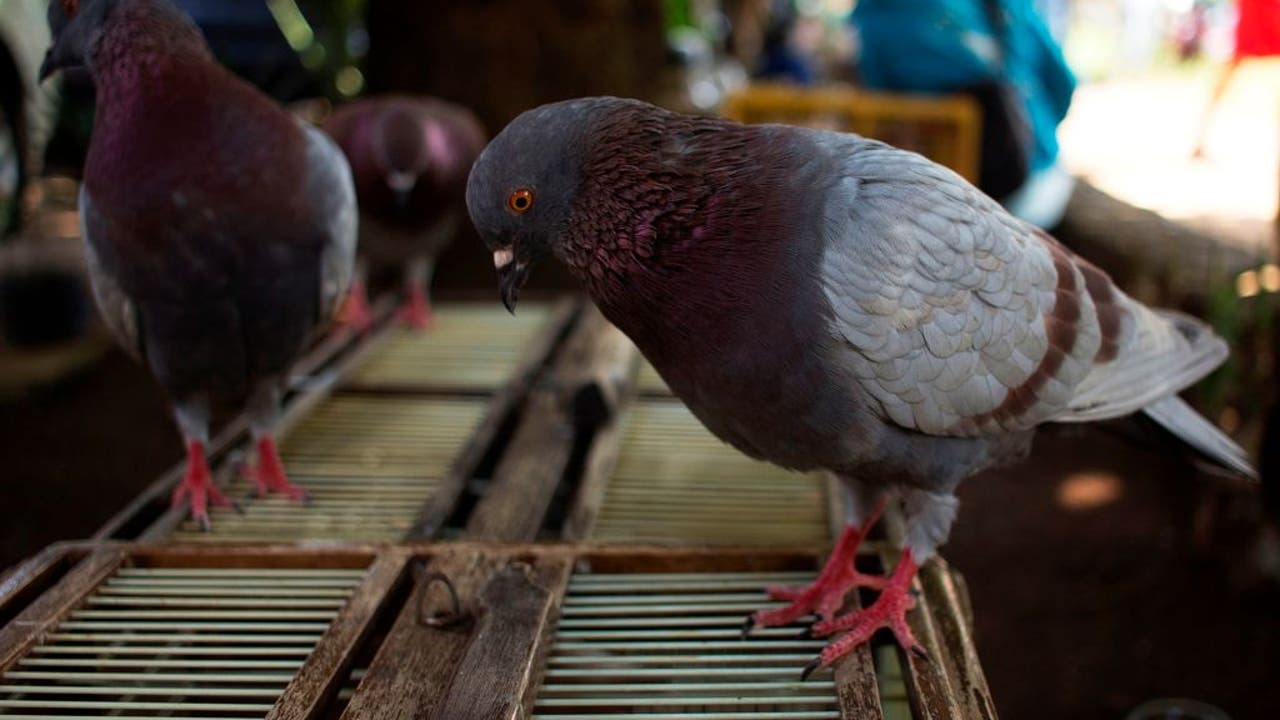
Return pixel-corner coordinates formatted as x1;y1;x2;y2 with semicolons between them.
494;249;529;315
387;172;416;210
38;50;57;82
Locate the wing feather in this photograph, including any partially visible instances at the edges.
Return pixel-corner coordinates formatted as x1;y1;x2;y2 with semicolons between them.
820;139;1233;440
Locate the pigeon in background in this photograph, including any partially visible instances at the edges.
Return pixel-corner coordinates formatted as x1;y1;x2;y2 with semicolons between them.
467;97;1256;672
324;95;486;329
41;0;357;528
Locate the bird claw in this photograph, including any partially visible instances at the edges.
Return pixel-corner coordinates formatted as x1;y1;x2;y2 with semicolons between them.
800;656;823;681
740;615;755;639
910;643;931;663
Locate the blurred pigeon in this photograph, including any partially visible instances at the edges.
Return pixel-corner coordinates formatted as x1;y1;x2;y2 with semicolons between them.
323;95;486;329
42;0;357;528
467;97;1256;672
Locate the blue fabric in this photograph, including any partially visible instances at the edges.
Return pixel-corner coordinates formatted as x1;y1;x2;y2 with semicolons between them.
852;0;1075;173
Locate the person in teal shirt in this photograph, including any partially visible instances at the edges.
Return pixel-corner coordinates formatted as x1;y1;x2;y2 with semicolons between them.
852;0;1076;229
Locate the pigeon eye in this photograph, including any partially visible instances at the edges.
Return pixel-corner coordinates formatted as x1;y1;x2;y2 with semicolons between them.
62;0;79;15
507;189;534;214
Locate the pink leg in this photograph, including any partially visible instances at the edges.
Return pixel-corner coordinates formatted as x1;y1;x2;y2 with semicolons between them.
396;286;433;330
246;435;309;502
170;440;234;531
745;500;887;633
337;279;374;332
803;548;926;679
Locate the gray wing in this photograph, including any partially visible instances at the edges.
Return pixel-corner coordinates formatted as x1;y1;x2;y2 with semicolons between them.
301;123;358;324
819;138;1142;437
79;186;142;359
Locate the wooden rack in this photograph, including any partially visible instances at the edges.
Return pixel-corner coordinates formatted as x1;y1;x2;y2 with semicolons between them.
721;83;982;185
0;299;997;719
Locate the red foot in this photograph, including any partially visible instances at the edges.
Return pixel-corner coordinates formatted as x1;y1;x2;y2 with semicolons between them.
805;549;926;676
337;280;373;332
246;436;309;502
170;440;235;531
396;288;433;330
746;504;887;631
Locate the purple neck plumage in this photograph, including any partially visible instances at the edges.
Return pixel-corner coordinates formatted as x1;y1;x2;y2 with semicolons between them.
88;0;210;100
559;107;805;347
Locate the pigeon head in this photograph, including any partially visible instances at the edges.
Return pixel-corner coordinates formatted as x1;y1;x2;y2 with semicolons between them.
41;0;117;80
375;105;432;206
466;98;613;313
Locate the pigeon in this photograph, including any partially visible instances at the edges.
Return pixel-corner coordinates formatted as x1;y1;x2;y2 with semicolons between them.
466;97;1256;673
41;0;357;528
323;95;486;329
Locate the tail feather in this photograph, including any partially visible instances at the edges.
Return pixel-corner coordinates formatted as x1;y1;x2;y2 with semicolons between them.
1142;394;1257;480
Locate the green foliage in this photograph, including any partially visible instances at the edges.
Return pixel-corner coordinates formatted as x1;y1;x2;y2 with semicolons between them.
1194;262;1280;430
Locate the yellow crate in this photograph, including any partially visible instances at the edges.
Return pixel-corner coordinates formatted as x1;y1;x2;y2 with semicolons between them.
721;83;981;184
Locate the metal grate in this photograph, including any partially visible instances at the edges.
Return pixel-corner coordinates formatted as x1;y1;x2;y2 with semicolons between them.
531;570;839;720
0;565;366;718
592;400;832;546
170;396;486;543
346;303;550;390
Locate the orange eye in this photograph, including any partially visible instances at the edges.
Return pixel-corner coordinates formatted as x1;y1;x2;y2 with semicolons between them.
62;0;79;15
507;189;534;214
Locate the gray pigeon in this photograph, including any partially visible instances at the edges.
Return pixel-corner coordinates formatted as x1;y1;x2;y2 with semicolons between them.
42;0;357;528
465;97;1255;672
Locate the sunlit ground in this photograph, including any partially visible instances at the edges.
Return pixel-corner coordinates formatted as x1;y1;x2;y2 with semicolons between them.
1059;58;1280;257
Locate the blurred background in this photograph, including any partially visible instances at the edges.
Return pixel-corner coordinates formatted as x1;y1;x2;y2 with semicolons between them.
0;0;1277;717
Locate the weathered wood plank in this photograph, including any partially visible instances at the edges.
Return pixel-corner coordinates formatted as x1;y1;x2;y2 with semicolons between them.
338;547;505;720
433;558;574;720
406;298;579;539
555;309;638;430
898;559;966;720
560;313;640;541
465;307;635;542
918;559;999;720
268;548;411;720
561;414;628;541
0;548;124;673
464;386;574;541
0;544;74;625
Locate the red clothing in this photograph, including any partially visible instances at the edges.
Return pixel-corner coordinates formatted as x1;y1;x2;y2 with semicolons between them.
1236;0;1280;58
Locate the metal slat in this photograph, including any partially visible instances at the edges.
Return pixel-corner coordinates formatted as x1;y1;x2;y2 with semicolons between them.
0;566;363;718
168;395;485;543
531;570;840;720
347;303;551;389
591;400;831;546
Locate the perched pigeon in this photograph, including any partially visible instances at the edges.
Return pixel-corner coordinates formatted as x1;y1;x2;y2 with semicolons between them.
323;95;486;329
467;97;1256;672
42;0;357;528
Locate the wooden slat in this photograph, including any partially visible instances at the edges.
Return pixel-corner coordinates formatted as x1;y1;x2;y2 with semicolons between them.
338;548;505;720
434;559;574;720
560;314;640;542
466;307;636;541
561;411;629;541
465;386;575;540
406;298;579;538
830;589;885;720
0;545;74;625
268;548;412;720
916;559;998;720
0;549;124;673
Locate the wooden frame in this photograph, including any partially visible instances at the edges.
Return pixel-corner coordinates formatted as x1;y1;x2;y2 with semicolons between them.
0;542;995;720
722;83;982;185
